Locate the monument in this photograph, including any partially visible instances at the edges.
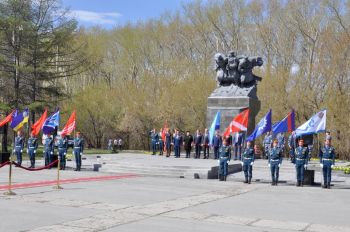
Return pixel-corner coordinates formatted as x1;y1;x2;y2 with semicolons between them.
207;51;263;135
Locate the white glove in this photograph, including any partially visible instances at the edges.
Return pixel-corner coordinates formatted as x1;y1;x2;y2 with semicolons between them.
304;164;307;169
57;151;59;155
80;153;83;155
240;162;243;166
50;151;53;155
64;153;66;155
278;164;281;168
20;150;23;153
12;149;15;153
227;160;230;163
217;160;220;163
34;150;36;154
331;165;334;168
250;162;254;166
27;149;29;153
268;163;270;168
320;163;323;168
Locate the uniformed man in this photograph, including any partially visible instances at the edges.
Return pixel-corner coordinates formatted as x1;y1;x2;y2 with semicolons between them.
268;140;283;186
233;132;243;160
193;129;202;159
288;131;297;163
263;131;273;159
150;129;158;155
212;130;222;160
14;131;24;165
183;131;193;158
325;131;332;141
57;134;68;170
27;132;38;168
44;133;54;167
158;129;164;156
276;133;285;155
241;141;254;184
172;129;182;158
202;128;210;159
73;132;84;171
294;139;309;187
218;139;231;181
165;129;172;157
319;138;336;189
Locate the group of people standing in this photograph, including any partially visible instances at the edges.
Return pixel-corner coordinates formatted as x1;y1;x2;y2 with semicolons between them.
13;131;84;171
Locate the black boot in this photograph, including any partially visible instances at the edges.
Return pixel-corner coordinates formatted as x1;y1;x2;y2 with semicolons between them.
224;176;227;181
244;177;248;183
248;177;251;184
322;183;327;188
327;183;331;189
300;181;304;187
219;174;223;181
275;178;278;186
296;181;300;187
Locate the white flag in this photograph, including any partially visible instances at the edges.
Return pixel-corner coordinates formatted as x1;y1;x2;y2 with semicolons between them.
295;109;326;136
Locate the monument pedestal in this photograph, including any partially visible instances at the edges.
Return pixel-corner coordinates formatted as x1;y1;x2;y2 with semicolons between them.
207;95;260;135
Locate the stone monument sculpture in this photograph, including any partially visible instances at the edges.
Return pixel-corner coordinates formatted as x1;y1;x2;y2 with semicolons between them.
207;51;263;135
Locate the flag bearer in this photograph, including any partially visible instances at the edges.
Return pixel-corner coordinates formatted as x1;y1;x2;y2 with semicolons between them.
14;130;24;165
27;132;38;168
44;133;54;167
58;134;68;170
218;139;231;181
319;138;336;189
73;132;84;171
268;140;283;185
241;141;255;184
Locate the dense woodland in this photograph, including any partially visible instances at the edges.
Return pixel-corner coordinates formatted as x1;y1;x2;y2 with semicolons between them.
0;0;349;158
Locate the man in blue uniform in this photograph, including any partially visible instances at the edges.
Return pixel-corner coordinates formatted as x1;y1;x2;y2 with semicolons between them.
150;129;158;155
57;134;68;170
268;140;283;186
73;132;84;171
172;129;182;158
194;129;202;159
276;133;285;156
165;129;172;157
241;141;254;184
288;131;297;163
233;132;243;160
218;139;231;181
27;132;38;168
212;130;222;160
294;139;309;187
14;131;24;165
44;133;54;167
202;128;210;159
319;138;336;189
158;128;164;156
263;132;272;159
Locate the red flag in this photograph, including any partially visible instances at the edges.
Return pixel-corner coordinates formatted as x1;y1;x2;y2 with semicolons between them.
61;111;76;137
0;110;15;127
223;109;250;137
31;109;48;136
162;121;168;141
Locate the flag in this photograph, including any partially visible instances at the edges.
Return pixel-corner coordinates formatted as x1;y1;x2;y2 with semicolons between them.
246;109;272;141
223;109;250;137
10;109;29;132
31;109;48;136
161;121;168;141
42;110;60;135
0;110;15;127
61;111;76;137
272;110;295;134
295;109;326;136
209;111;221;145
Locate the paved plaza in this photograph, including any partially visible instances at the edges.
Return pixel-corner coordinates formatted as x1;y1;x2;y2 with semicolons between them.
1;152;350;232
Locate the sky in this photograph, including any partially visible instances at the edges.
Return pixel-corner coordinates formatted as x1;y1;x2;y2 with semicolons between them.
61;0;194;29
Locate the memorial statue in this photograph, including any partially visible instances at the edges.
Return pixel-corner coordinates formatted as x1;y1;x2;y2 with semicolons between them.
214;51;263;88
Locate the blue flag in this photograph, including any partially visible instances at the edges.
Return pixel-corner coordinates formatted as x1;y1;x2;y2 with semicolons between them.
272;110;295;135
209;111;221;145
42;110;60;135
10;109;29;132
246;109;272;141
295;109;326;136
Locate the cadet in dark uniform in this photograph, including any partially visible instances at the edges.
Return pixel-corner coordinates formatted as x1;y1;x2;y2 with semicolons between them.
268;140;283;186
319;138;335;189
241;141;254;184
212;130;222;160
233;132;243;160
288;131;297;162
165;129;172;157
57;134;68;170
277;133;285;156
218;139;231;181
44;133;54;167
202;128;210;159
73;132;84;171
183;131;193;158
150;129;158;155
294;139;309;187
158;129;164;156
263;132;272;159
14;131;24;165
172;130;182;158
194;130;202;159
27;132;38;168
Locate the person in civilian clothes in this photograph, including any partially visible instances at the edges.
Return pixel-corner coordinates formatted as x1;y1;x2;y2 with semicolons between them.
172;130;182;158
183;131;193;158
165;129;172;157
212;130;222;160
202;128;210;159
233;132;243;160
194;129;202;159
